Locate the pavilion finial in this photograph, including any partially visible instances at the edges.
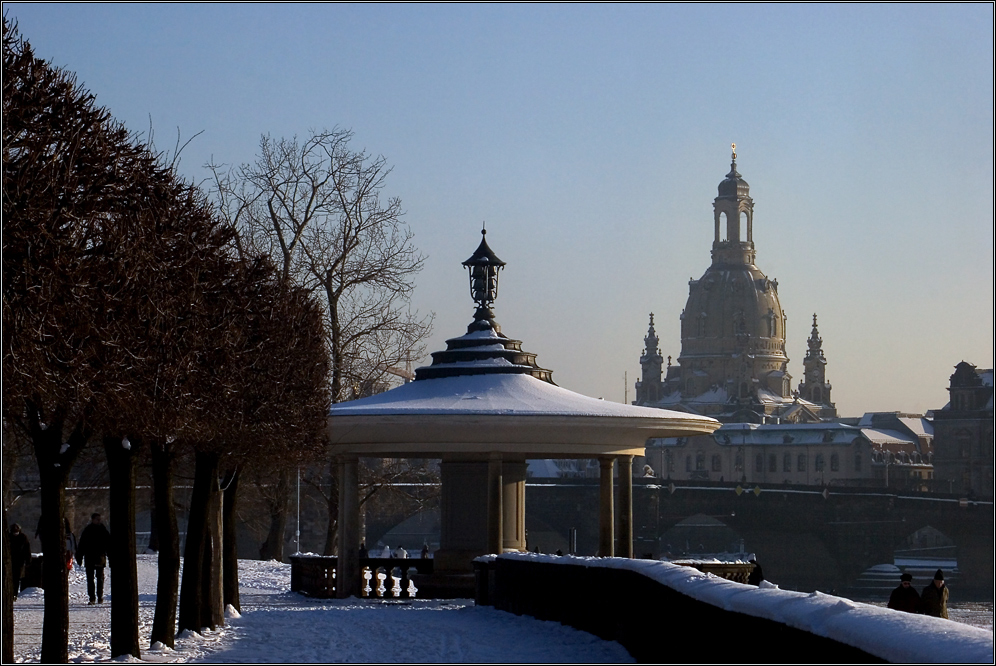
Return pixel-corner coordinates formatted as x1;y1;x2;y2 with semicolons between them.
731;142;737;160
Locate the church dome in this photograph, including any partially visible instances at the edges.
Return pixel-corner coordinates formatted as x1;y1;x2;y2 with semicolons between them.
717;159;750;198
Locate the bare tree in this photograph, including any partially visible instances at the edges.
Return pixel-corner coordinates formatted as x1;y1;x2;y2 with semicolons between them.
208;128;432;556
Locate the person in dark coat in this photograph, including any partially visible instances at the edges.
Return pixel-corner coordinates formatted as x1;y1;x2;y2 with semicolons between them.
75;513;110;604
887;572;920;613
9;523;31;600
920;569;949;618
747;559;765;586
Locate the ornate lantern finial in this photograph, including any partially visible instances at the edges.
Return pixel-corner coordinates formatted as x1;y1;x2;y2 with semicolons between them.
462;225;506;325
731;142;737;160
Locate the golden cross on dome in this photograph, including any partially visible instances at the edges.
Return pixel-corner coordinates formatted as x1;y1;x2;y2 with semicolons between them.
731;142;737;159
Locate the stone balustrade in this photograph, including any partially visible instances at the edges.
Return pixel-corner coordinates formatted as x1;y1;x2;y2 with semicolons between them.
289;555;434;599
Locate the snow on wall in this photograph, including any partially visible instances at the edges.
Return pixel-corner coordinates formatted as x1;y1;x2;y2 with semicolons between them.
493;553;994;664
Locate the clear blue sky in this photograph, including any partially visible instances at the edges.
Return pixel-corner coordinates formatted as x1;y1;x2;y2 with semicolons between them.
7;3;993;416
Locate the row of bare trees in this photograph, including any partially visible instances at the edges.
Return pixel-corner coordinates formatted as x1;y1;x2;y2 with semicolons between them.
3;18;330;662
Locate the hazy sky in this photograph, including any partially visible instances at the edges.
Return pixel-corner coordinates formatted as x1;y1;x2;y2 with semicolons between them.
7;4;993;417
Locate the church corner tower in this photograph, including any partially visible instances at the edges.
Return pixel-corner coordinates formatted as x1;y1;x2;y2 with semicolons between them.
797;314;838;419
635;313;664;404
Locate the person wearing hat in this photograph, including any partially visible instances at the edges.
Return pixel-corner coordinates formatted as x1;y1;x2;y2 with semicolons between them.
919;569;949;618
887;572;920;613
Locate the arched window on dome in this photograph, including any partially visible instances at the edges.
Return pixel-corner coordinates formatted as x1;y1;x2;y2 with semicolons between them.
740;210;748;243
720;211;729;242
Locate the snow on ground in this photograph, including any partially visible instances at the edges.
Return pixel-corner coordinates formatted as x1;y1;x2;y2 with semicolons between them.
10;554;632;663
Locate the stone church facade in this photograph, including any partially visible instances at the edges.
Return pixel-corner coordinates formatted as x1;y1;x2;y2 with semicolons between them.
635;150;836;424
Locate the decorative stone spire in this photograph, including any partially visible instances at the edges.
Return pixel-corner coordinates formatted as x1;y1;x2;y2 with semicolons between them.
797;314;835;416
635;313;664;404
415;228;553;383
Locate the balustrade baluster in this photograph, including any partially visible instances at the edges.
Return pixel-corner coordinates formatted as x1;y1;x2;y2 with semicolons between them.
400;564;411;599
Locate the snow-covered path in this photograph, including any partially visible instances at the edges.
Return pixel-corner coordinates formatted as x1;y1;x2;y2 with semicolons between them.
11;555;632;663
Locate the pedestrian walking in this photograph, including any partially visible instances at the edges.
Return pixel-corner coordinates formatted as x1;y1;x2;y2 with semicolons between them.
64;517;78;572
919;569;949;618
9;524;31;600
887;572;920;613
747;558;765;586
75;512;111;604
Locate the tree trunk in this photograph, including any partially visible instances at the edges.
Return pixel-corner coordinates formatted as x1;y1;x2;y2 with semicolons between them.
222;468;241;612
37;465;69;663
149;441;179;648
205;476;224;630
178;450;218;633
3;517;13;665
323;458;339;556
31;414;87;664
104;435;141;659
259;469;289;562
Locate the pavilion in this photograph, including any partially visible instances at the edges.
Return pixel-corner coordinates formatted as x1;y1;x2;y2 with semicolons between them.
328;230;720;596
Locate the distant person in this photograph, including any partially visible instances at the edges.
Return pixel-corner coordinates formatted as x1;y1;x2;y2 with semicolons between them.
64;517;77;572
919;569;949;618
747;558;764;586
887;572;920;613
420;543;429;559
358;542;368;559
9;524;31;600
76;513;110;605
395;545;408;559
380;544;392;558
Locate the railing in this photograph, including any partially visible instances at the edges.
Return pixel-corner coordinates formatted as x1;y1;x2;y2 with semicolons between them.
289;555;434;599
668;559;754;583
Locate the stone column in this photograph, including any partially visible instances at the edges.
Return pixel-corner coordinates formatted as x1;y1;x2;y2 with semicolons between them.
502;460;527;552
598;457;615;557
336;455;360;598
618;455;634;559
487;453;503;555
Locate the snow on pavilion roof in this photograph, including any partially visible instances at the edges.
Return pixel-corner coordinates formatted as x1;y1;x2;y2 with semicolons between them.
330;372;717;421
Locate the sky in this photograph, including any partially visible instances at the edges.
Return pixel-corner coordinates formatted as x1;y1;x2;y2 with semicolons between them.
6;3;993;417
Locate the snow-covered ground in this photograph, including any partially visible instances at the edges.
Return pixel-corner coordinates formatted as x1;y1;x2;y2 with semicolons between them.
10;555;632;663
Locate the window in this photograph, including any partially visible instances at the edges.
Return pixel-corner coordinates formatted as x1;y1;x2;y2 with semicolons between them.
830;453;839;472
815;454;825;472
783;454;792;473
711;455;722;472
854;453;862;472
695;452;705;471
769;454;778;473
754;454;763;473
666;451;675;473
734;452;744;472
797;454;807;472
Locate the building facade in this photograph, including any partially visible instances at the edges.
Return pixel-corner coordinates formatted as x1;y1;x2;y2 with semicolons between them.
931;361;994;497
644;414;933;490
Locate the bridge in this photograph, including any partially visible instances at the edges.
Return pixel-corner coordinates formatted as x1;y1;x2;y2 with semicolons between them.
525;479;994;597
